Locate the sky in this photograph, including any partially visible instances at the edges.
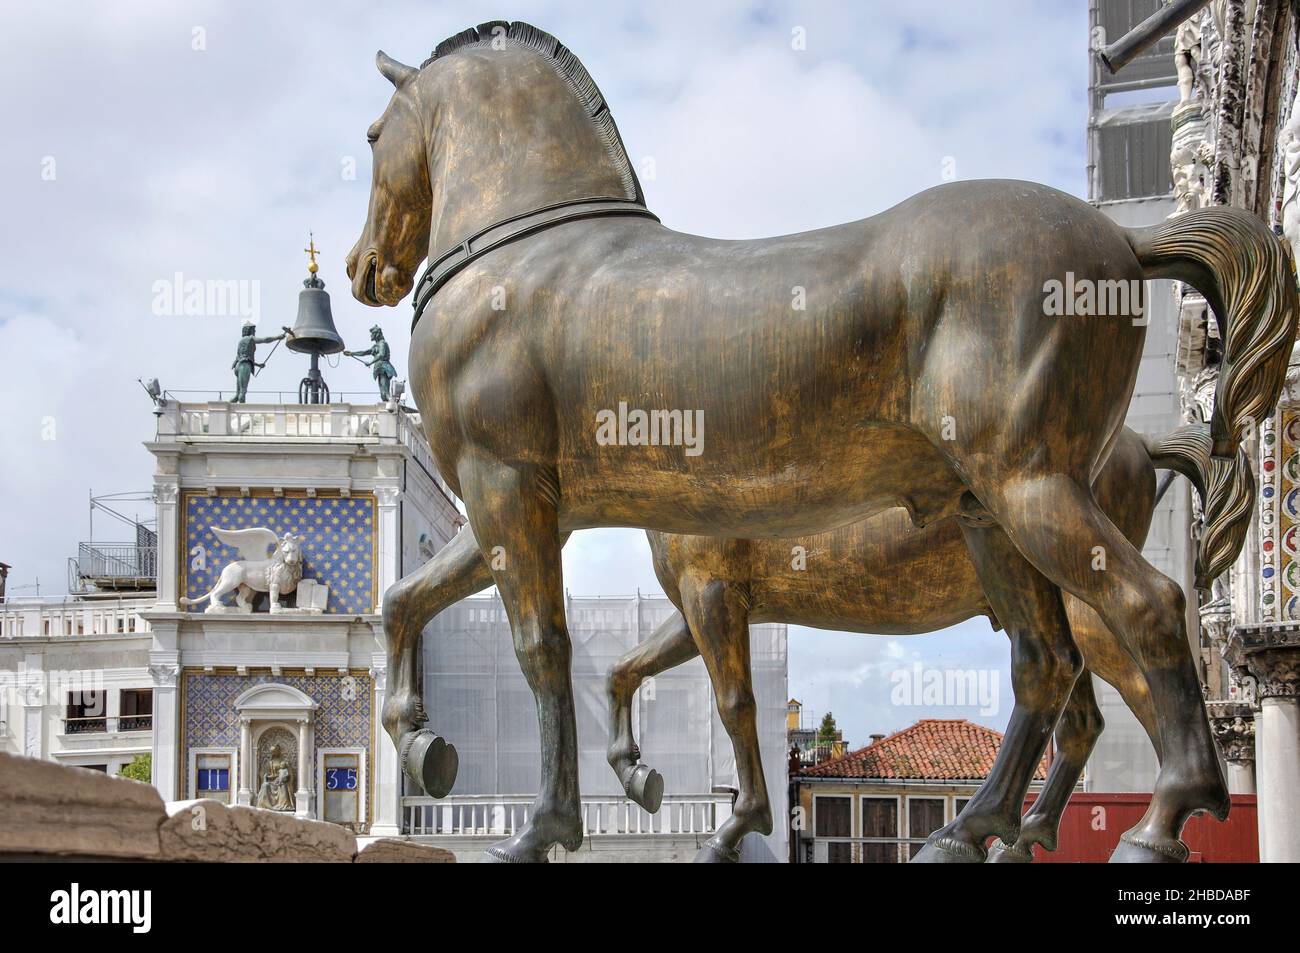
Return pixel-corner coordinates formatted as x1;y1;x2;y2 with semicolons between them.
0;1;1090;746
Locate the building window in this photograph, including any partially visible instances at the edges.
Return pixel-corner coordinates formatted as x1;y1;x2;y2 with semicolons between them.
321;752;361;829
119;689;153;731
907;797;947;860
814;796;853;863
196;754;232;803
65;691;106;734
861;797;901;863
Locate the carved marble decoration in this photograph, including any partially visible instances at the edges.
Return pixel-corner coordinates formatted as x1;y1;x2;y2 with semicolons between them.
1174;12;1203;104
1171;102;1211;216
148;662;179;689
1281;84;1300;255
178;527;303;613
1236;627;1300;699
292;578;330;614
255;733;297;812
1206;700;1255;763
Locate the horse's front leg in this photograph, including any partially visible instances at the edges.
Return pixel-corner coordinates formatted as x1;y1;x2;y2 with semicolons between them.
987;670;1104;862
606;609;699;812
461;458;581;863
381;526;495;798
913;519;1082;863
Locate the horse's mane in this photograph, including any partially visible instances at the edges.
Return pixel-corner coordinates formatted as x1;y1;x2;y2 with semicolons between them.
421;20;641;203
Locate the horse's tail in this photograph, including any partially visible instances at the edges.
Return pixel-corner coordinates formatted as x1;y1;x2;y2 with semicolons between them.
1127;208;1298;589
1141;423;1254;589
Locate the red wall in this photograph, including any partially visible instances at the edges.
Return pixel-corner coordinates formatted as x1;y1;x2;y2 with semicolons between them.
1024;793;1258;863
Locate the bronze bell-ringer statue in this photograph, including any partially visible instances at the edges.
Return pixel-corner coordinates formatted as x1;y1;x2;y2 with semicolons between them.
284;234;345;403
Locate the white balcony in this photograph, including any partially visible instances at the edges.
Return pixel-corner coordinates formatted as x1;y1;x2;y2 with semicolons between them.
0;596;154;639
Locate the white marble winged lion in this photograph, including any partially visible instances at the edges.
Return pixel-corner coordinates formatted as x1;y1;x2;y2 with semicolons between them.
180;527;303;613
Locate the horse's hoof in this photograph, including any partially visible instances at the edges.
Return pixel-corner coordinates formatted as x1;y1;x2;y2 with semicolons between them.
625;764;664;813
1110;831;1189;863
482;844;549;864
399;729;458;798
985;838;1034;863
692;837;740;863
910;834;987;864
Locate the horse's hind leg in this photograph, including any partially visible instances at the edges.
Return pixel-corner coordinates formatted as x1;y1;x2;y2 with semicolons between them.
987;474;1227;862
914;518;1082;863
676;576;772;864
607;610;699;812
987;671;1103;862
460;458;582;863
382;526;495;797
990;597;1165;862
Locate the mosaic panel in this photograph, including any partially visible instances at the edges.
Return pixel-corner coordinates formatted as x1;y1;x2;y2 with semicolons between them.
181;670;373;822
1265;411;1300;621
182;493;376;614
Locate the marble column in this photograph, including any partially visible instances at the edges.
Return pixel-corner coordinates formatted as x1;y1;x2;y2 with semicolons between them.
148;655;180;801
153;479;180;610
375;484;402;612
369;654;400;836
1227;624;1300;862
295;718;312;818
1206;700;1255;794
237;719;253;805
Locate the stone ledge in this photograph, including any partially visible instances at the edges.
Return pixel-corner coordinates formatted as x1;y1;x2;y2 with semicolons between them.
161;799;356;862
0;752;454;863
0;751;165;860
354;837;454;863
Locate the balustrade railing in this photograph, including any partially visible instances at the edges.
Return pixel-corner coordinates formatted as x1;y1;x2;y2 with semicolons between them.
402;793;731;838
0;597;153;639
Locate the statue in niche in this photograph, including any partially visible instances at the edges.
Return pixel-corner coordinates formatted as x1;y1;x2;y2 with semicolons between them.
255;743;296;812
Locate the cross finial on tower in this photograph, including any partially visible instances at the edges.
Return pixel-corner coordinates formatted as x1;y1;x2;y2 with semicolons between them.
304;232;320;274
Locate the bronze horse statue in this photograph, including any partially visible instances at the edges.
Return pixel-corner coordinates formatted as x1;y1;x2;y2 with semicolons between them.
348;21;1297;863
364;424;1176;863
609;424;1178;862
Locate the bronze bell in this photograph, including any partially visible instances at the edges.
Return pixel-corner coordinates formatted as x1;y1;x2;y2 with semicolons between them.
286;273;345;356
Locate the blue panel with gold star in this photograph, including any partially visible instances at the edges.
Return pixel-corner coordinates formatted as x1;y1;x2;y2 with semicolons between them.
182;493;376;614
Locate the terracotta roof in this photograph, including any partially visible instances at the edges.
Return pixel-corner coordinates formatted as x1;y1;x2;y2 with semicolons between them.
799;719;1048;781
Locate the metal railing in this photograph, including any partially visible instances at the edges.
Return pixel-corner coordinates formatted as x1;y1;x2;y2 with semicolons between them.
70;543;157;591
63;714;153;735
402;793;731;838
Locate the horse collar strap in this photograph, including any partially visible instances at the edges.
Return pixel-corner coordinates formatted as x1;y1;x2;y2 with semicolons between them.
411;197;659;329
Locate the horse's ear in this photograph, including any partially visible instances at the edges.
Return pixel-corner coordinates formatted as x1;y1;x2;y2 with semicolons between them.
376;51;417;88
